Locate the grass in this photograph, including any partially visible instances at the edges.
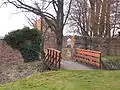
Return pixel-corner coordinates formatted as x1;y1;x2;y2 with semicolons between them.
1;70;120;90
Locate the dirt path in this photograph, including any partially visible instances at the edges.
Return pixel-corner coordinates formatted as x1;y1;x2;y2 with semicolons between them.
61;60;97;70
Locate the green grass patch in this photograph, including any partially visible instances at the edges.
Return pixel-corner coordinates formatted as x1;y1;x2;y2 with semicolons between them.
1;70;120;90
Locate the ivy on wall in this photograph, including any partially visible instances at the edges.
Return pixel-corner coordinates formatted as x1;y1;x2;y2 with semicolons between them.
4;27;43;62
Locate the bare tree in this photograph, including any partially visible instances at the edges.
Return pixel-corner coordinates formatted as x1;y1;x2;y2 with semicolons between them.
25;14;37;28
111;0;120;37
70;0;89;36
2;0;73;51
70;0;120;54
70;0;115;37
69;0;91;49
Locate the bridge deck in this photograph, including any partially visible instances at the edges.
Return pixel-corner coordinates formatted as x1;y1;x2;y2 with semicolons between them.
61;60;97;70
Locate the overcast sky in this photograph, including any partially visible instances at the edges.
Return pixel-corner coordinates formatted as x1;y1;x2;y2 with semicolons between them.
0;1;73;37
0;3;30;37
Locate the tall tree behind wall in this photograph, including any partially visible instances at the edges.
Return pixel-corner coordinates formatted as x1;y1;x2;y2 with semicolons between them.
70;0;112;50
70;0;90;49
111;0;120;37
2;0;73;51
70;0;112;37
89;0;111;37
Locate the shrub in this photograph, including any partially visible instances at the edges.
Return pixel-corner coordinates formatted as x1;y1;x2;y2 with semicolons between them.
4;27;43;62
102;56;120;70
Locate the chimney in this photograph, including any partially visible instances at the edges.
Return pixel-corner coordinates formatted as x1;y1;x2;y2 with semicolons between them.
118;31;120;36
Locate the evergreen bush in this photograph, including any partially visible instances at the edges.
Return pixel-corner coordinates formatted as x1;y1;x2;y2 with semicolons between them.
4;27;43;62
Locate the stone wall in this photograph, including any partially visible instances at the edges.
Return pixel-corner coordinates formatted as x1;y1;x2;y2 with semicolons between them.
62;36;120;56
75;37;120;56
44;30;57;50
0;40;24;68
90;38;120;56
109;38;120;56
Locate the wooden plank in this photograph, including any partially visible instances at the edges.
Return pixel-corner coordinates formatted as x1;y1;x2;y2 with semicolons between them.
74;56;100;67
74;54;100;63
48;48;61;53
44;48;61;70
75;50;100;57
75;48;101;54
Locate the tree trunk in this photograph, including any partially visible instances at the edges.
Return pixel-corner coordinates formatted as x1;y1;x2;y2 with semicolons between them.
105;0;111;37
56;30;63;51
84;37;88;49
41;38;45;59
99;0;107;37
89;0;96;36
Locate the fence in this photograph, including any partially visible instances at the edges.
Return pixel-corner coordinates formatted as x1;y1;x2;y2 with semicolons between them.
43;48;61;70
73;48;102;69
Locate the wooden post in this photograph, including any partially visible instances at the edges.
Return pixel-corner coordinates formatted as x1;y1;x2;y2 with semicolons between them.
99;52;103;70
58;52;61;69
44;48;61;70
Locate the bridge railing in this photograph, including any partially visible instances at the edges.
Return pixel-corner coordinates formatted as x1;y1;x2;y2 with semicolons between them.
43;48;61;70
73;48;103;69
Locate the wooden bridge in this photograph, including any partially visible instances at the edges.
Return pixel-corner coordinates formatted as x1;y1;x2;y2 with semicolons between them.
43;48;103;70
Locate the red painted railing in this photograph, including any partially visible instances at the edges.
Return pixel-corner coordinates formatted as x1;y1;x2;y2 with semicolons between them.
73;48;103;69
43;48;61;70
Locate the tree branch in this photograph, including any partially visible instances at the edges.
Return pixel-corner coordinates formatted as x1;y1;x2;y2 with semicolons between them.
43;12;56;20
25;15;37;27
5;0;57;26
63;0;72;26
52;0;58;13
44;1;52;10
